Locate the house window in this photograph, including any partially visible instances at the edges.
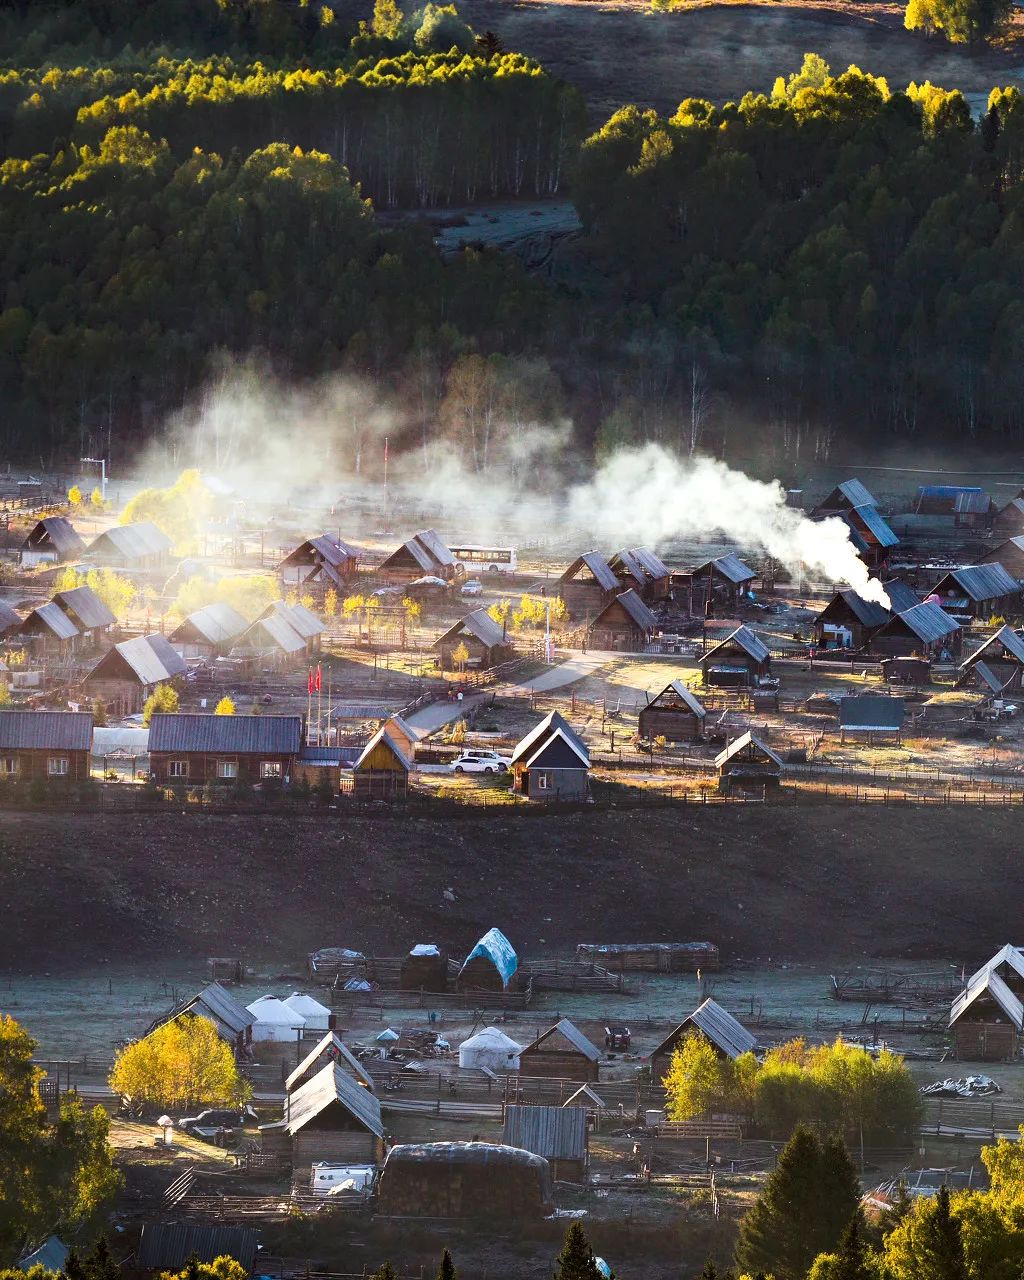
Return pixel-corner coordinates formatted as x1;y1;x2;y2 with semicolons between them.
168;760;188;779
260;761;282;779
47;756;68;777
216;760;238;780
0;757;18;776
536;773;551;791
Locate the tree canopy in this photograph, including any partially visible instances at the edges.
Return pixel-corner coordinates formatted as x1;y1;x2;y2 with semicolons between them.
108;1014;252;1110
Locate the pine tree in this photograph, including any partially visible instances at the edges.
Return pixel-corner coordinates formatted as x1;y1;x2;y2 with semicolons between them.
436;1250;456;1280
919;1186;969;1280
817;1135;863;1254
831;1216;873;1280
697;1264;717;1280
83;1238;123;1280
553;1222;599;1280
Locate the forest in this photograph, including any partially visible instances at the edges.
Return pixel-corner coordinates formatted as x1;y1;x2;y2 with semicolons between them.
3;0;1024;466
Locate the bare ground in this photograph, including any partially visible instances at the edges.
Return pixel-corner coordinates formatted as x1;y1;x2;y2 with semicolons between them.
0;807;1017;975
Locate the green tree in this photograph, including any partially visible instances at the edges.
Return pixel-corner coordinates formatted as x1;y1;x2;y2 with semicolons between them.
214;696;235;716
92;698;107;728
553;1223;599;1280
109;1015;252;1110
436;1250;456;1280
143;683;179;725
883;1186;969;1280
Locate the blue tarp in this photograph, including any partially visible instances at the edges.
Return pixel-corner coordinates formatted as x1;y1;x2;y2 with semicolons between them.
460;927;518;986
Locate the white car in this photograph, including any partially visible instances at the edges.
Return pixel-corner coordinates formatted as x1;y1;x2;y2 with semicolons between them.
460;579;483;597
450;750;511;774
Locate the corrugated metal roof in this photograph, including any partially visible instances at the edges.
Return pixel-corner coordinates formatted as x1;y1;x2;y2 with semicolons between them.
267;600;324;640
436;608;506;650
850;505;899;549
647;681;706;718
0;711;92;751
828;589;891;629
522;1019;601;1062
149;713;302;754
23;517;85;556
88;521;171;561
950;969;1023;1031
136;1224;258;1273
889;602;960;644
694;554;757;585
282;534;359;568
714;731;784;769
460;927;518;985
937;564;1020;603
683;999;757;1059
413;529;455;568
242;614;305;654
354;727;412;772
0;601;20;633
93;634;187;684
839;696;905;730
968;944;1024;988
503;1104;587;1160
20;602;79;640
883;580;920;613
285;1031;375;1093
837;479;877;508
53;585;115;631
963;625;1024;669
704;625;770;664
606;589;657;632
171;601;248;646
955;490;993;514
149;981;255;1038
388;538;435;573
971;661;1005;693
271;1061;384;1138
611;549;645;585
918;485;983;499
510;710;590;768
632;546;670;579
577;552;619;592
19;1237;69;1272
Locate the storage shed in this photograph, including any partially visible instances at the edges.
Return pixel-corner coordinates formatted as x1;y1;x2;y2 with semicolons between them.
83;634;187;716
379;530;457;583
518;1019;602;1083
950;962;1023;1062
87;521;172;569
20;517;84;566
715;731;783;794
0;601;21;638
352;726;411;798
0;710;92;782
232;612;306;670
813;589;892;651
378;1142;553;1219
168;602;249;659
930;564;1021;621
434;609;511;671
510;710;590;801
637;681;706;742
17;602;79;655
279;535;360;592
838;695;905;743
259;1062;385;1171
650;998;757;1085
458;1026;523;1072
285;1031;374;1095
52;586;115;644
981;537;1024;580
688;555;758;613
148;714;302;786
587;589;658;651
502;1105;588;1182
400;944;448;993
701;626;771;687
993;499;1024;540
958;626;1024;693
608;547;671;603
556;552;619;618
458;927;518;991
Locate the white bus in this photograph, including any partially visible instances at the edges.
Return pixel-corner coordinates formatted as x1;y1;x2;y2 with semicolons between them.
449;544;518;575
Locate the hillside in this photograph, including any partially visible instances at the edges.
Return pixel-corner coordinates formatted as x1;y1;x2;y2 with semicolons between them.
2;806;1014;973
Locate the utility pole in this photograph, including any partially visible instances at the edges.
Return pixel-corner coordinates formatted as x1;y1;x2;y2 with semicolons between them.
80;456;107;501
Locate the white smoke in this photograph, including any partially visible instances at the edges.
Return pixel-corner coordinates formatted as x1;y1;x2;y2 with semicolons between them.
567;446;891;607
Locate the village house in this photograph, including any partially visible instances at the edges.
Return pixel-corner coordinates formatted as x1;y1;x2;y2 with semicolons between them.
949;945;1024;1062
378;529;457;583
649;998;757;1085
279;534;360;593
458;927;519;992
715;731;783;794
434;608;511;671
261;600;325;654
872;602;962;660
0;710;92;782
148;713;303;786
83;633;187;717
588;589;658;651
557;551;619;618
259;1061;386;1171
982;537;1024;580
812;589;892;651
19;517;85;567
687;555;758;613
701;625;771;687
168;602;248;660
608;547;671;603
16;603;80;657
518;1019;602;1083
811;477;879;518
957;626;1024;694
143;981;255;1056
51;586;115;647
351;724;412;798
377;1143;553;1220
0;601;20;639
811;479;899;571
232;612;305;670
637;681;707;742
838;695;905;744
930;563;1022;621
510;709;590;801
502;1105;588;1183
285;1031;375;1095
993;499;1024;540
86;521;172;570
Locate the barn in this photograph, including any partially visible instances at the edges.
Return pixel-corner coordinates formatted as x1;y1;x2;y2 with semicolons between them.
20;517;85;566
168;602;249;660
259;1062;385;1171
701;626;771;687
502;1105;588;1182
556;552;619;618
434;609;511;670
688;555;757;613
148;714;303;786
608;547;671;603
351;726;411;798
86;521;172;569
957;626;1024;694
143;981;255;1055
457;927;518;992
285;1031;374;1095
812;589;892;652
379;530;457;583
518;1019;602;1083
872;602;962;660
637;681;706;742
0;710;92;783
279;535;359;593
510;710;590;801
587;589;658;651
377;1143;553;1219
83;634;187;717
715;731;783;794
650;998;756;1085
949;946;1024;1062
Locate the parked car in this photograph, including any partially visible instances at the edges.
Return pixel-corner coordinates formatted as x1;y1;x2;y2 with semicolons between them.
178;1105;258;1135
450;749;511;774
460;578;483;597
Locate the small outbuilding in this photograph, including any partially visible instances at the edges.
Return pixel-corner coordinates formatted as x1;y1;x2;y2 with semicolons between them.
86;521;172;570
83;634;187;717
458;1026;523;1072
812;588;892;652
351;726;411;798
872;602;962;660
950;950;1024;1062
510;709;590;801
637;680;706;742
17;602;80;656
518;1019;602;1083
19;517;85;566
930;564;1022;622
587;588;658;651
135;1225;258;1276
285;1031;374;1095
279;534;360;592
838;695;905;743
609;547;671;603
400;944;448;993
701;625;772;688
378;530;457;583
259;1061;385;1170
168;602;249;660
144;981;254;1055
715;730;783;794
650;998;757;1084
0;710;92;782
993;499;1024;540
502;1105;588;1182
556;551;619;618
981;537;1024;580
377;1142;553;1219
434;608;511;671
458;927;518;992
52;585;116;645
958;625;1024;694
687;554;758;613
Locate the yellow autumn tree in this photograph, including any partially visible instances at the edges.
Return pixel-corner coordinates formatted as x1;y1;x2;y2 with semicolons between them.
109;1015;251;1110
214;696;235;716
67;485;83;507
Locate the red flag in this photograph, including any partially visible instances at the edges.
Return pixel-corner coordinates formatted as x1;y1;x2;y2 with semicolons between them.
307;669;314;695
314;664;322;693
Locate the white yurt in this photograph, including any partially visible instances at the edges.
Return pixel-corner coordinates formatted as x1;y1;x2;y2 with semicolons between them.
246;995;304;1043
284;992;332;1032
458;1026;522;1073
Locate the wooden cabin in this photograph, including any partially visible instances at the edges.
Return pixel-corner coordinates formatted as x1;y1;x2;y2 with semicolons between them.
143;981;255;1056
608;547;671;603
950;948;1024;1061
981;537;1024;580
378;530;457;583
86;521;172;569
0;710;92;783
260;601;324;654
285;1032;374;1095
83;634;186;717
17;603;80;657
930;564;1022;622
839;505;899;573
510;710;590;801
379;715;418;762
457;927;518;992
378;1143;553;1219
715;731;783;794
19;517;84;567
259;1062;385;1172
434;609;511;671
872;602;962;660
51;586;115;647
650;998;756;1085
279;534;359;594
637;680;706;742
993;499;1024;540
687;555;757;614
588;589;658;651
168;602;248;660
557;551;619;619
813;589;892;651
518;1019;601;1083
502;1105;588;1183
701;625;771;687
958;625;1024;694
400;944;449;993
148;714;302;786
232;613;306;671
352;726;411;798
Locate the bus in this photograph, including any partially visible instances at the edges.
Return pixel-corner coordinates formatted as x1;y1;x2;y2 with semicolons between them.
449;544;518;575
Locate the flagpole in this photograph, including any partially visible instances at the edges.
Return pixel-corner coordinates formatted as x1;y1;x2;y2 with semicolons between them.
383;436;389;533
306;669;312;745
317;663;323;747
327;667;332;745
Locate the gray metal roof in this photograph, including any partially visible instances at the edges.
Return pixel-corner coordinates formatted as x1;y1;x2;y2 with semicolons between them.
604;589;657;633
827;589;891;629
714;731;784;769
282;534;359;568
0;711;92;751
388;537;435;573
704;625;770;664
91;633;187;684
23;517;85;556
654;998;756;1061
52;585;115;630
611;549;645;585
88;521;171;561
503;1104;587;1160
968;943;1024;988
936;563;1020;603
955;490;993;515
273;1061;384;1138
266;599;325;640
950;969;1023;1031
883;580;921;613
149;713;302;754
170;601;248;646
285;1031;375;1093
522;1018;602;1062
136;1224;258;1273
963;625;1024;669
20;601;79;640
632;546;670;579
241;614;305;654
354;726;413;772
694;554;757;585
838;696;906;730
510;710;590;768
850;504;899;549
971;661;1005;694
560;551;618;592
888;602;960;644
413;529;455;568
150;981;255;1038
435;608;506;650
0;601;20;633
647;681;706;718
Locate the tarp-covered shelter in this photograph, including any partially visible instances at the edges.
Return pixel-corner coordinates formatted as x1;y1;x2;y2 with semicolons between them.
458;927;519;990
